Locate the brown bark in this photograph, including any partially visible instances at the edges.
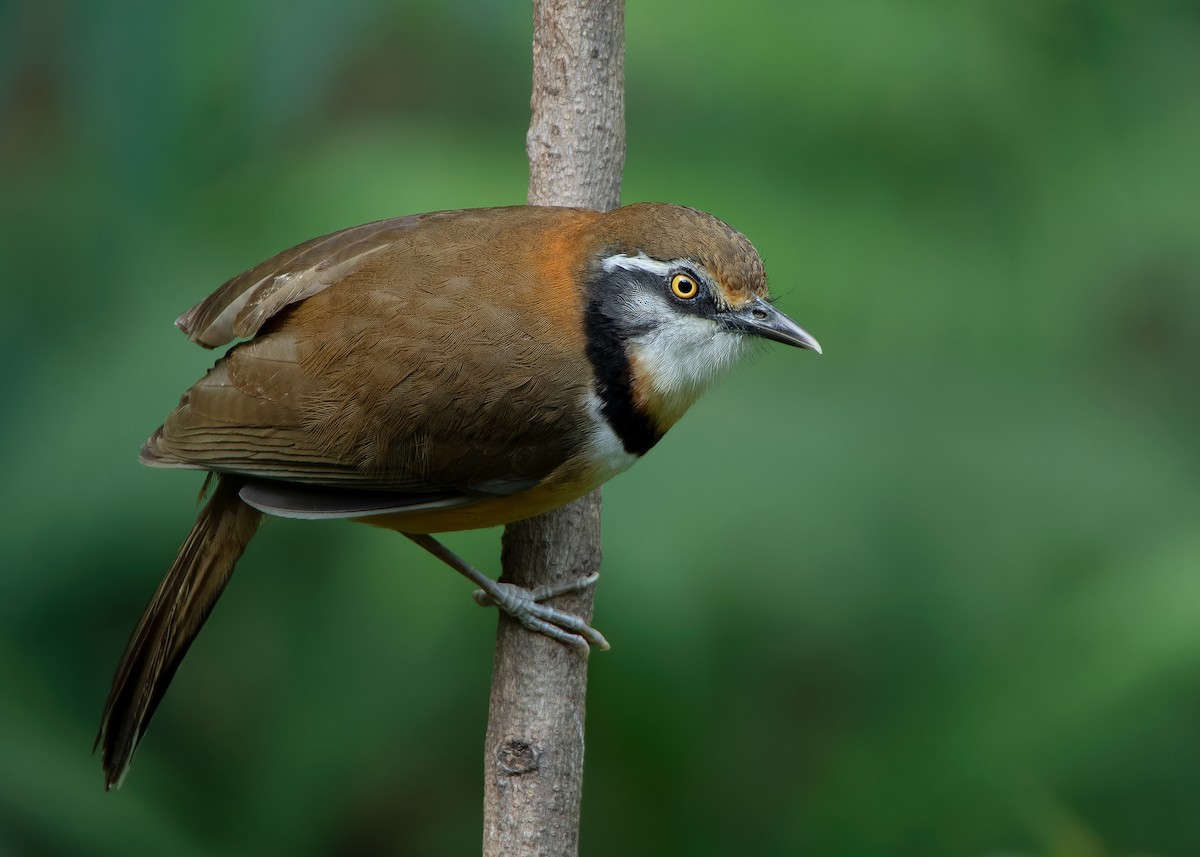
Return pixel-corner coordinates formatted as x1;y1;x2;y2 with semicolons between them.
482;2;625;855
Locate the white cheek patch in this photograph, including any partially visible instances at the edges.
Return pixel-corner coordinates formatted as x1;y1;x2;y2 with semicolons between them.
631;319;748;398
620;288;749;416
598;253;751;422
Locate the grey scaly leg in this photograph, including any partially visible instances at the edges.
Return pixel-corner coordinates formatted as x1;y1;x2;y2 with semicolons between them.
404;533;609;651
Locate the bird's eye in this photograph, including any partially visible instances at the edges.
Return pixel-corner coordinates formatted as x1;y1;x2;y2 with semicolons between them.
670;273;699;300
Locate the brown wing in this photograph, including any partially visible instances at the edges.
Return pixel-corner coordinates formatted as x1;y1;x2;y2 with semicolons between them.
145;207;599;496
177;214;444;348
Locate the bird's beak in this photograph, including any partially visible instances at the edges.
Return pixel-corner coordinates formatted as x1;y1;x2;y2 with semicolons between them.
723;296;822;353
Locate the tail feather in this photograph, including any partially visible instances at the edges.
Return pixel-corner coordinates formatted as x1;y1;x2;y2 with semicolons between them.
96;474;262;789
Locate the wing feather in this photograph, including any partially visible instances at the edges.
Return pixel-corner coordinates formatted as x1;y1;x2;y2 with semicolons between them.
237;479;472;520
176;215;429;348
146;207;598;495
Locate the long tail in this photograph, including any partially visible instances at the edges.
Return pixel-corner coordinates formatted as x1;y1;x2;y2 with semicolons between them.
95;474;262;789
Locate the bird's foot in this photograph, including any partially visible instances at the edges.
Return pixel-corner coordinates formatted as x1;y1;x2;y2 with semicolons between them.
472;574;609;652
402;533;609;652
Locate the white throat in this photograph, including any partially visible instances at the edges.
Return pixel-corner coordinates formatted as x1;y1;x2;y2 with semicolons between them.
598;251;751;426
627;311;748;427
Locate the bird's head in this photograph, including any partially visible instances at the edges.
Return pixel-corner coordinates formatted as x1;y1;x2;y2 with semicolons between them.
578;203;820;450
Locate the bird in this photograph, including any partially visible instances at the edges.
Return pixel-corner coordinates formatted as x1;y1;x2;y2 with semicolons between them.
95;202;821;789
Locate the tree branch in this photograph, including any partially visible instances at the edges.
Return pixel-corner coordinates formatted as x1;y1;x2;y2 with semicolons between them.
482;2;624;855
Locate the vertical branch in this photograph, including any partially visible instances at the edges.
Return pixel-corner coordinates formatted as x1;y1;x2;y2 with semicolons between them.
482;1;624;856
526;0;625;210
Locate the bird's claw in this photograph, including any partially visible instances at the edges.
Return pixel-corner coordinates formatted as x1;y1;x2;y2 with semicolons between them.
472;573;609;652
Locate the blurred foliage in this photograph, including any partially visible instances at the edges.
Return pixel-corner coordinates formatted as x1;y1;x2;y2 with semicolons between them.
2;0;1199;854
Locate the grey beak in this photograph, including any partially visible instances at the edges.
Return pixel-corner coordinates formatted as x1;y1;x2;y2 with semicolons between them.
723;296;822;353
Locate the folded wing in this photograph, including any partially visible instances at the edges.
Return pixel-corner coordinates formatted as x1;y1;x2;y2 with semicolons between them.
145;209;592;505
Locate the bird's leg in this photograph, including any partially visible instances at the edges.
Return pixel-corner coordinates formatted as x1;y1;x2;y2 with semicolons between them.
473;572;602;606
403;533;610;652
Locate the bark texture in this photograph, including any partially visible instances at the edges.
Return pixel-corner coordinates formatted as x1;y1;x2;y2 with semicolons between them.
482;2;625;855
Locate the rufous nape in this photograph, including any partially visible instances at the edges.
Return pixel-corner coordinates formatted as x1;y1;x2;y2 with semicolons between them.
96;203;821;789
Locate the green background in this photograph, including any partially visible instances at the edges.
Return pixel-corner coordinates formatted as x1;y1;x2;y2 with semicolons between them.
2;1;1198;854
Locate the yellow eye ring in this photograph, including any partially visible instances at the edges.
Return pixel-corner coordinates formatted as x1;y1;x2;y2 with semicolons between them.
670;273;699;300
